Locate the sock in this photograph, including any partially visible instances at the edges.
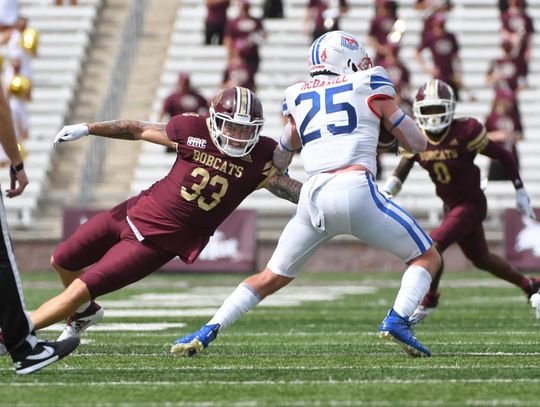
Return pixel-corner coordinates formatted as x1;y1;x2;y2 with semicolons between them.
393;265;432;318
521;277;537;296
76;301;91;314
208;283;261;332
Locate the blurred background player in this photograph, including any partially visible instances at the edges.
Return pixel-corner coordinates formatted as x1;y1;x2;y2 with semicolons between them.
367;0;399;66
222;41;256;92
501;0;534;77
0;80;79;375
224;0;265;75
382;79;538;324
304;0;349;42
159;72;208;122
486;40;527;95
1;16;36;166
415;12;462;100
159;72;209;151
485;89;523;181
172;31;441;359
26;87;302;353
204;0;230;46
415;0;453;45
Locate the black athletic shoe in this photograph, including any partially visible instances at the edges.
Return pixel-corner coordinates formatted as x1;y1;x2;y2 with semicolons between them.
14;337;80;375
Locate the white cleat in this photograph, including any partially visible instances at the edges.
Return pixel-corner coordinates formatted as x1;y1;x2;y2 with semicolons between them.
530;293;540;319
58;302;104;341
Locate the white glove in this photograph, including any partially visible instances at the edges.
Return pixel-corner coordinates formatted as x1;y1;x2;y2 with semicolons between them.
53;123;89;147
516;187;536;219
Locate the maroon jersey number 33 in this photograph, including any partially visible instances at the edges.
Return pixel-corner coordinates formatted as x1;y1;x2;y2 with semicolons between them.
126;114;277;258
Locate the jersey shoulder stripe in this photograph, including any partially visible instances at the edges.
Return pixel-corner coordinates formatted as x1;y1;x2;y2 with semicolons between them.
466;127;488;152
358;66;396;98
370;74;394;90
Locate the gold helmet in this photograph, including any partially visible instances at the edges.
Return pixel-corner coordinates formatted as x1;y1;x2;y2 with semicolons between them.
0;54;4;71
21;28;39;56
9;74;32;98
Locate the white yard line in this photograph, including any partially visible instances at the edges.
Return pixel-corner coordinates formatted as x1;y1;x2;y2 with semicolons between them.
2;378;540;386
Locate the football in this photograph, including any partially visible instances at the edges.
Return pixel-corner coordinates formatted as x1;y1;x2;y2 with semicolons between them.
378;123;398;152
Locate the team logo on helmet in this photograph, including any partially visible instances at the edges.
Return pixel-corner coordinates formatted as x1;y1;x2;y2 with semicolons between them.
340;35;359;50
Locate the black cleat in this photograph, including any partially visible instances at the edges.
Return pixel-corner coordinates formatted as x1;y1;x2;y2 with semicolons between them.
15;337;80;375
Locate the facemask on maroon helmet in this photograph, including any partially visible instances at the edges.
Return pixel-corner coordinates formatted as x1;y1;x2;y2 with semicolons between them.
209;87;264;157
413;79;455;136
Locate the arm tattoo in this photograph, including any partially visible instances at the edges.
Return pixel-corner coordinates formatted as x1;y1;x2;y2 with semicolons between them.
88;120;165;140
265;174;302;204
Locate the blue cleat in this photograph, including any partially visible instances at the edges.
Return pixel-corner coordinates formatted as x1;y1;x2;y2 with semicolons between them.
171;323;220;357
379;309;431;357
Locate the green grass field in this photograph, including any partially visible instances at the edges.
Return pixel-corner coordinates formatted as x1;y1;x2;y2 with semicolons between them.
1;270;539;406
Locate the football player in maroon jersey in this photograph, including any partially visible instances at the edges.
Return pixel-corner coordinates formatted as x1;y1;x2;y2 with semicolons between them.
26;87;302;347
415;12;462;99
382;79;538;323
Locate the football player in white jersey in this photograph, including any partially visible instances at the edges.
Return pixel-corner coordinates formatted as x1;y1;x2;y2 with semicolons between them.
172;31;441;358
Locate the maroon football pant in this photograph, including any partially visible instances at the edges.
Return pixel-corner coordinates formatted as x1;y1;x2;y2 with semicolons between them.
53;200;176;298
430;199;489;262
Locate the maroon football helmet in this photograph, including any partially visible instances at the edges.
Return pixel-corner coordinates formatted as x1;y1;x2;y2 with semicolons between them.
413;79;456;135
209;87;264;157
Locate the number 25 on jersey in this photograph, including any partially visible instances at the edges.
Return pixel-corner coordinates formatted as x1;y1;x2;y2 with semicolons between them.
294;84;356;145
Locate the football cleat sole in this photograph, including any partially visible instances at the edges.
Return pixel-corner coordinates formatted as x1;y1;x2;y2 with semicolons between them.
379;330;431;358
170;339;204;357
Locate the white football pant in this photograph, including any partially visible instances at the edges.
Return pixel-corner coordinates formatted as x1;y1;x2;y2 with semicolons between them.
268;171;432;278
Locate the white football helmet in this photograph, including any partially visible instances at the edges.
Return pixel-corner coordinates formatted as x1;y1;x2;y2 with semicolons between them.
308;30;372;77
413;79;456;135
209;86;264;157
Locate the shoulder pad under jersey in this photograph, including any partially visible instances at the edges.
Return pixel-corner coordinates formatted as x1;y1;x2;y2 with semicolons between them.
360;66;396;99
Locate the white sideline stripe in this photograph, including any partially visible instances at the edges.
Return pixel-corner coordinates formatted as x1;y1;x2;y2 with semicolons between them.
31;309;220;318
47;351;540;358
102;309;218;317
3;379;540;386
41;322;184;332
16;365;540;371
99;286;376;308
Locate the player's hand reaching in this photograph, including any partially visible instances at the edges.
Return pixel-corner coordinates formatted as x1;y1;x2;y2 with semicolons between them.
53;123;89;147
516;187;536;219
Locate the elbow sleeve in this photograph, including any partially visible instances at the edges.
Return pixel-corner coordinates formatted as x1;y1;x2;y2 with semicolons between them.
390;114;426;153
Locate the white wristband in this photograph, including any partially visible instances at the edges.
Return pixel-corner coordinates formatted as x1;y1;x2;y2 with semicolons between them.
383;175;402;197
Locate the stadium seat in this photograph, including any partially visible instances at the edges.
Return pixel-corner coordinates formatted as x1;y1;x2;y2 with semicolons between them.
0;0;103;227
